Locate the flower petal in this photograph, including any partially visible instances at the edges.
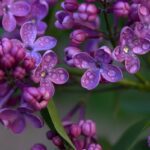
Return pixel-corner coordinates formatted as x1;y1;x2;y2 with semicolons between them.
81;69;100;90
42;50;58;69
24;113;44;128
10;117;25;134
112;46;125;62
30;51;42;66
33;36;57;51
73;52;96;69
11;1;30;16
125;55;140;74
40;77;55;97
2;0;13;5
20;22;37;46
0;108;17;121
101;64;123;82
2;13;16;32
0;3;3;16
132;38;150;55
48;68;69;85
94;49;112;64
36;21;47;35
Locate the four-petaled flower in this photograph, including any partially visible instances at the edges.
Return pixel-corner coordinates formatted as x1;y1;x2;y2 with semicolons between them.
0;0;30;32
20;22;57;64
113;26;150;74
73;46;123;90
0;107;43;134
33;50;69;96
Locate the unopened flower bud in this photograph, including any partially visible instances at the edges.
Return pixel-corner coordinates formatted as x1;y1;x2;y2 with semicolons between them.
70;29;88;45
55;11;74;29
63;0;78;12
1;54;15;68
148;136;150;148
46;130;56;140
13;67;26;79
80;120;96;137
70;124;81;138
88;144;102;150
31;143;47;150
23;87;50;110
0;38;12;55
52;136;64;148
113;1;130;17
78;3;98;21
23;56;35;70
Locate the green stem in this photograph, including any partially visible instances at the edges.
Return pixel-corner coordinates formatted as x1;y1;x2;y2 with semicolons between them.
102;1;116;47
66;67;150;92
134;73;147;84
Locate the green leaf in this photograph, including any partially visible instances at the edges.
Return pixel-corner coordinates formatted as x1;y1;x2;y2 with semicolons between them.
131;139;149;150
112;118;150;150
41;100;76;150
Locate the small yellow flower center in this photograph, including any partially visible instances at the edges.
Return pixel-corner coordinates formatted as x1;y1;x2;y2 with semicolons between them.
31;19;36;24
41;71;46;78
123;47;129;53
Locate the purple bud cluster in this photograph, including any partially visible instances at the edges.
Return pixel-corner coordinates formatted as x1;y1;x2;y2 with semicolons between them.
47;119;102;150
0;0;69;134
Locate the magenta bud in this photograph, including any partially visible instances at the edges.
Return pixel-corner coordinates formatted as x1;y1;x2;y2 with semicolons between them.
113;1;130;17
63;0;78;12
0;38;12;54
52;136;64;148
31;143;47;150
80;120;96;137
70;29;88;45
78;3;98;21
55;11;74;29
88;144;102;150
73;140;84;150
23;56;35;70
1;54;15;68
70;124;81;138
11;47;25;61
13;66;26;79
46;131;56;140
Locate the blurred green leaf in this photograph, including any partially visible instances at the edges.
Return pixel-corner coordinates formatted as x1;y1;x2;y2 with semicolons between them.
131;139;149;150
41;100;76;150
112;119;150;150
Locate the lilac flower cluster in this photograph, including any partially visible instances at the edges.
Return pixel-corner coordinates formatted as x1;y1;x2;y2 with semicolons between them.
55;0;150;90
0;0;68;134
45;104;102;150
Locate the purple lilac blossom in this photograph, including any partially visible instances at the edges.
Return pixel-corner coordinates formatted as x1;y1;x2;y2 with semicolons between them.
0;0;30;32
20;22;57;64
33;50;69;97
113;26;150;74
73;47;123;90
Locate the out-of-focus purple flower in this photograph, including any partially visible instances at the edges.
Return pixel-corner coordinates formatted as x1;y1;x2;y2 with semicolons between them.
0;0;30;32
31;143;47;150
77;3;98;22
113;26;150;74
33;50;69;96
20;22;57;64
16;0;49;34
0;108;43;134
73;46;123;90
148;136;150;148
88;143;103;150
64;46;81;66
62;0;78;12
55;10;74;30
113;1;130;17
